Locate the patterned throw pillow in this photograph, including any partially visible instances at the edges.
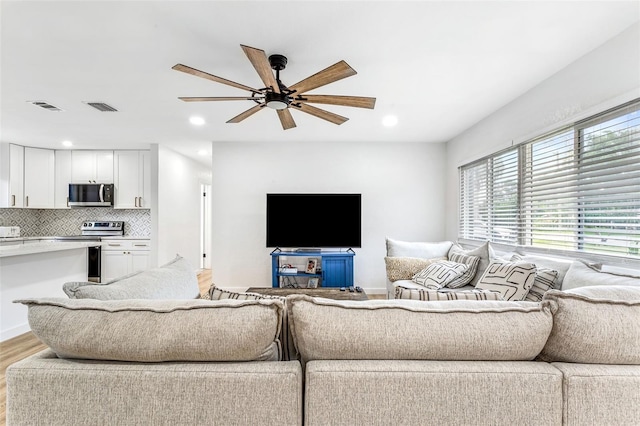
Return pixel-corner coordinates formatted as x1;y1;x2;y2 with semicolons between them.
208;285;295;361
510;255;559;302
384;256;446;282
394;286;504;301
475;260;536;301
412;261;469;290
446;252;480;288
448;241;495;287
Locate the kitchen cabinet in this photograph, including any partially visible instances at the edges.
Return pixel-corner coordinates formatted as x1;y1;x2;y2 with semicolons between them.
71;150;113;183
54;150;72;208
101;239;151;282
114;150;150;209
0;143;25;207
23;147;55;208
9;144;25;207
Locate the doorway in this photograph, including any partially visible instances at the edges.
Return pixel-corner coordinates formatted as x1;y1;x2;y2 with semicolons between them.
200;184;212;269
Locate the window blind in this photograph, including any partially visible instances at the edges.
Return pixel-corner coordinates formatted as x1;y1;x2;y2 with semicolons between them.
459;99;640;260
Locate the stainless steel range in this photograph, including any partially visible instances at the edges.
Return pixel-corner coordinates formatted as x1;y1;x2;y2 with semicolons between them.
55;221;124;282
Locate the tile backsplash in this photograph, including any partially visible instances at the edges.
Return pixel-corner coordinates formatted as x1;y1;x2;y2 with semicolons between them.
0;208;150;237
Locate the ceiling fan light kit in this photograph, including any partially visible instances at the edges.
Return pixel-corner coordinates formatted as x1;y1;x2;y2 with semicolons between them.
172;44;376;130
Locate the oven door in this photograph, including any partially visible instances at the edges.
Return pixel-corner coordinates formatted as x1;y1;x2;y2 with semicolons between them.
88;245;102;282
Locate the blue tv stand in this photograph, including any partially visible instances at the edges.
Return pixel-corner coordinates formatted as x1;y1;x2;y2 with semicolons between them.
271;249;355;288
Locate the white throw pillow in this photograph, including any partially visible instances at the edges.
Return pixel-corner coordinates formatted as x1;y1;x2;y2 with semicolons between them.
475;259;536;301
412;260;469;290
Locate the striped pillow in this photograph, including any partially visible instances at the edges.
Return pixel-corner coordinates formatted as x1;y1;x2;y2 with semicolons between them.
412;261;469;290
510;255;559;302
395;286;504;301
208;285;295;361
475;260;536;301
446;252;480;288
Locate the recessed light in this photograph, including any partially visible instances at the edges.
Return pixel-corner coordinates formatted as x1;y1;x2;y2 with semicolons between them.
61;140;73;147
382;115;398;127
197;149;208;156
189;116;205;126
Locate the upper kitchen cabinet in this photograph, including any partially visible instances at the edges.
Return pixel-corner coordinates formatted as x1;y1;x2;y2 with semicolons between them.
23;147;55;208
54;150;72;208
71;150;113;183
114;150;150;209
0;143;25;208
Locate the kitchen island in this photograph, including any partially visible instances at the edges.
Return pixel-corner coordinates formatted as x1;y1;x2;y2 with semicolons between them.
0;241;103;341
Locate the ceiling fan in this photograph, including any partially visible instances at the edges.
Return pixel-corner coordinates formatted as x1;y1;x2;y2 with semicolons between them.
172;44;376;130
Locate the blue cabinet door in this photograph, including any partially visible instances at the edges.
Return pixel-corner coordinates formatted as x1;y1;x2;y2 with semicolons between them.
322;256;354;287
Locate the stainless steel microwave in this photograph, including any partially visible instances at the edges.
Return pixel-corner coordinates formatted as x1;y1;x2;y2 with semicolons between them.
68;183;114;207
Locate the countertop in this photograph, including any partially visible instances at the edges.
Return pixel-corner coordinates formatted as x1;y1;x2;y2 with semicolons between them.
0;241;106;258
0;236;150;242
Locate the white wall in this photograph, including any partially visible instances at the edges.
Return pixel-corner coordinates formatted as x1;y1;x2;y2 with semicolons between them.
444;23;640;241
152;145;212;270
211;141;447;294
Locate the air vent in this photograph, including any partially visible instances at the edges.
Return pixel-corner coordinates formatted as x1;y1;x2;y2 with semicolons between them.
84;102;118;112
28;101;63;111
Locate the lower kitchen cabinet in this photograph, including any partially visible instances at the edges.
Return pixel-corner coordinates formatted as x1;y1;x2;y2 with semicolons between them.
101;239;150;282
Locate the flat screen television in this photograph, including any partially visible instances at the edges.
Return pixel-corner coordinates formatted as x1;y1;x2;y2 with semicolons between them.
266;193;361;248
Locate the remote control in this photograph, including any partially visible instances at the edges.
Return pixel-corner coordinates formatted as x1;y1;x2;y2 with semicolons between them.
355;286;363;292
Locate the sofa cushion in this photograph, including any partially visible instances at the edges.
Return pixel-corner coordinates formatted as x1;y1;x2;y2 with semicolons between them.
208;285;295;361
394;286;504;301
561;259;640;291
446;252;480;288
287;295;552;363
385;237;453;259
63;255;200;300
448;241;495;286
540;286;640;364
515;254;571;288
475;259;536;301
511;254;559;302
15;297;283;362
384;256;445;282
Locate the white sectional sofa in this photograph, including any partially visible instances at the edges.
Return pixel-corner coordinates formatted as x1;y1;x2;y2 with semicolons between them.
384;237;639;299
6;253;640;425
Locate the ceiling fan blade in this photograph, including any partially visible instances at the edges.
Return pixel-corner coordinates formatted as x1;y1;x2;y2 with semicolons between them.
226;104;265;123
289;60;357;94
290;103;348;125
241;45;280;94
179;96;264;102
277;108;296;130
297;95;376;109
172;64;261;93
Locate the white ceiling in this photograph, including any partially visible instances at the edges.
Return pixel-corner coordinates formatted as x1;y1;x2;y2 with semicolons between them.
2;1;639;166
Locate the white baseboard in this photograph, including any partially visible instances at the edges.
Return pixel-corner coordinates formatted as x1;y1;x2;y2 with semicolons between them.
1;322;31;343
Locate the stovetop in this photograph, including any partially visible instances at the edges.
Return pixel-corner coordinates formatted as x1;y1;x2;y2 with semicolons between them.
80;221;124;237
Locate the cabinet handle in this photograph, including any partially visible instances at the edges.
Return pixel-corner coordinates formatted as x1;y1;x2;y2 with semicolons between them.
25;196;29;207
66;196;69;207
137;196;142;207
108;243;122;247
11;195;15;207
134;197;138;207
133;244;147;247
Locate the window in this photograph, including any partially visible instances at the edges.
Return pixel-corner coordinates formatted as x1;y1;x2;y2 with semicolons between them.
459;100;640;260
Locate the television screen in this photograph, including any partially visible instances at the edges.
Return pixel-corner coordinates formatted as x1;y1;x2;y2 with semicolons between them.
266;193;361;248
